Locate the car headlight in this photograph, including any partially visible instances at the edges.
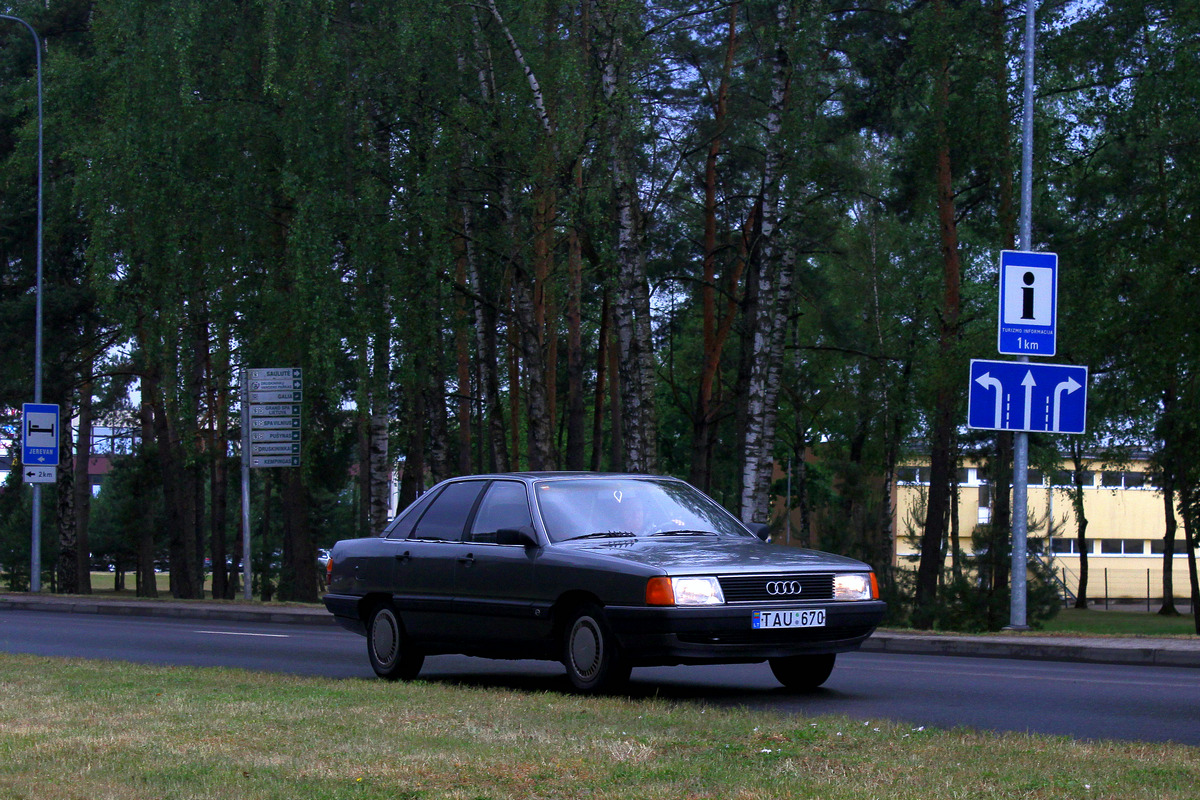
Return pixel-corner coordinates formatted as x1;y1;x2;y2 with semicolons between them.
645;576;725;606
833;572;877;601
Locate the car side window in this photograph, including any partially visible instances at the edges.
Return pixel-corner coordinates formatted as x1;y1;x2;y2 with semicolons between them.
384;489;441;539
468;481;533;543
409;480;486;542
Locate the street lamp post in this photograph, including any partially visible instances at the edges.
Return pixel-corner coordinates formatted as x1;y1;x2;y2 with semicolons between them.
1009;0;1038;630
1;14;46;592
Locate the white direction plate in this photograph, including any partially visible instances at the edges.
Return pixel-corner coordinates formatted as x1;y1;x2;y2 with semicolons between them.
247;368;301;381
250;379;302;392
251;455;301;468
251;430;301;442
250;390;302;403
250;404;300;417
251;442;301;456
251;416;301;430
22;465;56;484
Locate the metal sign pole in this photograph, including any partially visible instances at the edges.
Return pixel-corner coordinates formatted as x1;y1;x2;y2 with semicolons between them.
1;14;45;593
241;369;253;600
1009;0;1039;630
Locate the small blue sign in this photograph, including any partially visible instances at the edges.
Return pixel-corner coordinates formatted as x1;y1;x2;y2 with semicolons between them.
968;360;1087;434
22;403;60;466
998;250;1057;356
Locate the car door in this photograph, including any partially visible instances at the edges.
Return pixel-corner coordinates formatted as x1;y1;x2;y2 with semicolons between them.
454;480;547;651
389;479;486;643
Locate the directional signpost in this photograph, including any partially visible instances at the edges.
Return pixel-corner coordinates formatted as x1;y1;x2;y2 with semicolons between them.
998;250;1057;356
968;359;1087;434
240;368;302;600
21;403;58;484
246;369;302;468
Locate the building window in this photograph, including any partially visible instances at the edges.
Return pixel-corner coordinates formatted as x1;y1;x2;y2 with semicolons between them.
1100;470;1149;490
1052;470;1094;488
1099;539;1148;556
1051;537;1094;555
1123;471;1147;489
897;466;924;484
1150;539;1194;556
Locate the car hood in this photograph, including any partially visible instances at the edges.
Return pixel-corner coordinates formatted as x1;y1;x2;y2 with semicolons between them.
557;535;870;574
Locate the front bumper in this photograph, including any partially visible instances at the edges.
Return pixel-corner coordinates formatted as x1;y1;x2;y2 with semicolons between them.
604;600;886;666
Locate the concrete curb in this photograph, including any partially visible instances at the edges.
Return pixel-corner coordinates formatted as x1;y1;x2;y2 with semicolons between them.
0;593;331;626
863;631;1200;669
4;593;1198;668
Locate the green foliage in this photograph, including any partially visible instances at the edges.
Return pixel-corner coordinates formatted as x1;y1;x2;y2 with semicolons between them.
0;0;1197;615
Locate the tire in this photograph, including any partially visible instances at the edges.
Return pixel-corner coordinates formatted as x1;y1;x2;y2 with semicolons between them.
366;603;424;681
562;605;631;693
769;653;836;692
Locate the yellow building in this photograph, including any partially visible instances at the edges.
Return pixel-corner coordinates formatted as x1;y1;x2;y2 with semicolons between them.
892;460;1197;603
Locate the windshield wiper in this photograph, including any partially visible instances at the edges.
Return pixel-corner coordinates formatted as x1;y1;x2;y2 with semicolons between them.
566;531;637;541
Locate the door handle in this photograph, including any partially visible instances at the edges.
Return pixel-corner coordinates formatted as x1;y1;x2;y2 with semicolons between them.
394;551;411;563
456;554;475;565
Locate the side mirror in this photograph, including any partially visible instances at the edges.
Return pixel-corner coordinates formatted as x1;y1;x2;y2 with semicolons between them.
496;527;539;547
748;523;771;542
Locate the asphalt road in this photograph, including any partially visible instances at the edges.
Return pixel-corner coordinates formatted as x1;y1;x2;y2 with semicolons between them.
2;609;1198;747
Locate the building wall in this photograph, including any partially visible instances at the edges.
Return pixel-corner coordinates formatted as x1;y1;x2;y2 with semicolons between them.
893;461;1198;601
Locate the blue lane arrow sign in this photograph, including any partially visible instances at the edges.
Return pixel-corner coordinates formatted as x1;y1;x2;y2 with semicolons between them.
968;360;1087;434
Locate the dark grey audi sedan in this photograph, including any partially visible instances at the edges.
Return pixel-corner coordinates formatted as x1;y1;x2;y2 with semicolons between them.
323;473;885;693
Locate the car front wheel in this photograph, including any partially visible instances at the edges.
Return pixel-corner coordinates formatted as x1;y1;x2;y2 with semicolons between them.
367;603;424;681
769;653;836;691
562;605;630;693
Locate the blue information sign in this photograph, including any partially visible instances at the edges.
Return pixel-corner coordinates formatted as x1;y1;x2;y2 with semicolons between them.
968;360;1087;434
22;403;60;466
998;250;1057;356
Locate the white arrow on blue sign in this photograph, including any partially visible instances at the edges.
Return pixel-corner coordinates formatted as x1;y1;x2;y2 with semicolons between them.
968;359;1088;434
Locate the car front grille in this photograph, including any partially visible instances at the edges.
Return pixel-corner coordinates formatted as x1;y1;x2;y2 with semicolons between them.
718;573;835;603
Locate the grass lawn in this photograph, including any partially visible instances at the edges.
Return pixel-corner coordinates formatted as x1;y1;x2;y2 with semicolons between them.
0;653;1196;800
1041;607;1198;637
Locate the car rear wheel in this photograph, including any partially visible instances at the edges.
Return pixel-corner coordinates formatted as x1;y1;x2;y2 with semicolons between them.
769;653;835;691
367;603;424;681
562;605;630;693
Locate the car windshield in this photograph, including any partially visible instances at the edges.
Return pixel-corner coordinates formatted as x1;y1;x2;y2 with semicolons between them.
533;478;753;543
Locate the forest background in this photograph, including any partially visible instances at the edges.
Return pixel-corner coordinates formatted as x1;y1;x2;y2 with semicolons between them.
0;0;1197;631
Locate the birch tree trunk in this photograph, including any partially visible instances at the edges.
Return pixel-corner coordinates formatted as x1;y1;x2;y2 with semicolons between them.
74;369;94;594
56;395;78;595
369;330;392;533
739;0;794;524
596;0;656;473
463;202;509;472
209;322;231;599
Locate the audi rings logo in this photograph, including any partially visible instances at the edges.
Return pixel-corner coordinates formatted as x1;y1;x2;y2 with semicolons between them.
765;580;803;596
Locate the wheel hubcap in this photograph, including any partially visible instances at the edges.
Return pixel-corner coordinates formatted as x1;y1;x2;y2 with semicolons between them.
373;612;398;666
570;618;601;680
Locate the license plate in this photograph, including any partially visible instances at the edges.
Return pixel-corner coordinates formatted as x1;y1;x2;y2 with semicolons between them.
752;609;825;629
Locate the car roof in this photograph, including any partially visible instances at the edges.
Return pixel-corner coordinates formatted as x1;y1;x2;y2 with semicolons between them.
440;472;676;483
